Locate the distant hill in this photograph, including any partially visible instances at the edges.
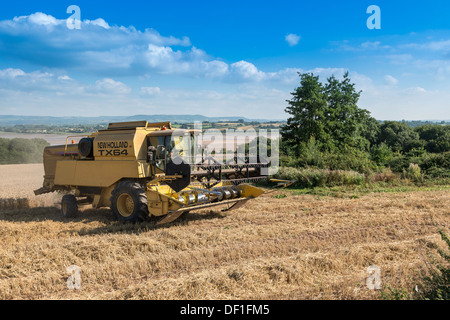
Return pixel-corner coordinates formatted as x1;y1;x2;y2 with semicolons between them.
379;120;450;128
1;115;447;127
0;115;283;126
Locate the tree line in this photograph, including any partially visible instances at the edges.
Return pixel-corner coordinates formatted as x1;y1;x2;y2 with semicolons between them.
0;138;49;164
280;72;450;179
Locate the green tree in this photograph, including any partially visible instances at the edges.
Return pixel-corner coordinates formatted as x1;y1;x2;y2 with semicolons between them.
282;72;380;155
281;73;329;154
0;138;49;164
377;121;421;152
325;72;378;151
415;124;450;153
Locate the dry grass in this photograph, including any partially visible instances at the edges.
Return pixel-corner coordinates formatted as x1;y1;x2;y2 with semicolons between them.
0;164;448;300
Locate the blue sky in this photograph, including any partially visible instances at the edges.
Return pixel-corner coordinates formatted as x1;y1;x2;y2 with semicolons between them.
0;0;449;120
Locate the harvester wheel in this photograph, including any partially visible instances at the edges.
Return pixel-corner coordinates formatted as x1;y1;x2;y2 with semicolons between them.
61;194;79;219
110;181;149;223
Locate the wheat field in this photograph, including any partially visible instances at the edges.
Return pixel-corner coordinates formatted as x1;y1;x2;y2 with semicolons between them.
0;164;448;300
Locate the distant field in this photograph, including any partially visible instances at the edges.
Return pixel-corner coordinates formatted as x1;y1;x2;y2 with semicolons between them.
0;132;82;146
0;164;448;300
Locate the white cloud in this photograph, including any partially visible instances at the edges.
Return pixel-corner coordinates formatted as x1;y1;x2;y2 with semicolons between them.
360;41;390;50
0;12;276;82
0;68;289;118
425;40;450;51
386;54;414;65
402;39;450;52
0;12;192;76
384;75;398;85
145;44;179;69
95;78;131;95
230;61;266;81
266;68;302;85
0;68;61;92
405;86;426;93
358;84;447;120
0;68;26;78
0;12;348;85
85;18;110;29
13;12;59;26
0;66;447;120
200;60;229;78
58;75;72;81
285;33;300;46
332;40;391;52
141;87;161;96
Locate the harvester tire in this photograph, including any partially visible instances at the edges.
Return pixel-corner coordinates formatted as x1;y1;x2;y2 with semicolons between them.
110;181;149;223
61;194;79;219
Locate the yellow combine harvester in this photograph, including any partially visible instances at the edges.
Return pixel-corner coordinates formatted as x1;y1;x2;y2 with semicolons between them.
34;121;272;225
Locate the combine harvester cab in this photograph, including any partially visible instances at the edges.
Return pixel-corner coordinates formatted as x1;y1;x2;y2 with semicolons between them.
34;121;283;225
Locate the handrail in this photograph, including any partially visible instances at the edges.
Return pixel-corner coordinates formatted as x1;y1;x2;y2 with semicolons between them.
64;135;89;156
